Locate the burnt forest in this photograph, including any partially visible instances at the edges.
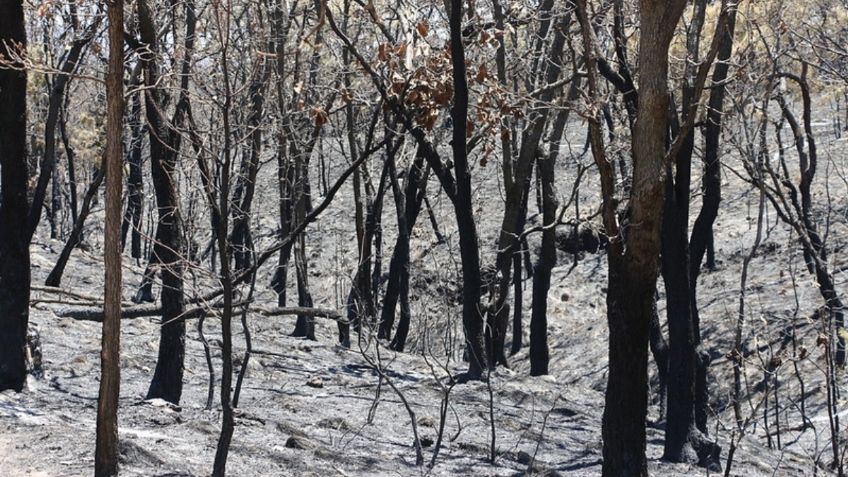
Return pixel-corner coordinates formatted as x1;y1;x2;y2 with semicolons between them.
2;0;848;476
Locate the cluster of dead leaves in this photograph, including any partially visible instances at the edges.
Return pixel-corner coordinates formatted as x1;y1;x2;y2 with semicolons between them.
373;29;521;138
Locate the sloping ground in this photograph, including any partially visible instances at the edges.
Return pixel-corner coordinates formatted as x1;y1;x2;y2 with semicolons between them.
2;122;847;476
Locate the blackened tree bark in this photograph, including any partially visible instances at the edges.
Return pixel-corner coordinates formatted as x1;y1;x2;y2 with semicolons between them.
138;0;193;404
45;158;105;286
291;139;316;340
121;92;145;262
353;143;393;332
578;0;687;475
689;0;738;435
448;0;487;378
485;0;569;370
94;2;123;473
60;105;79;226
211;1;236;470
0;0;30;393
230;60;269;272
382;152;428;350
773;69;846;366
528;71;581;375
529;151;557;376
27;19;99;241
325;3;487;376
271;0;294;307
648;298;669;415
661;0;706;464
341;0;370;338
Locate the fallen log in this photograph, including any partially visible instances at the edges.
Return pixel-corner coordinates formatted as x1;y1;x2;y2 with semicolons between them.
54;302;346;324
31;284;134;306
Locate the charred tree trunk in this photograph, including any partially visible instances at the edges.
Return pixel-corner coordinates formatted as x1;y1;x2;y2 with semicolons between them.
527;71;580;369
121;92;145;261
291;143;316;340
60;105;79;226
230;63;269;273
45;159;105;287
27;20;98;241
529;152;557;376
138;0;193;405
348;148;377;335
486;1;569;369
661;1;703;457
648;299;669;417
578;1;688;474
384;153;427;350
211;2;236;468
689;2;737;434
449;0;487;378
510;161;532;355
271;154;294;307
0;0;30;393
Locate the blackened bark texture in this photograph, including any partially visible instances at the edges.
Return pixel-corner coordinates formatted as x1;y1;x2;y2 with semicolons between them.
648;299;669;414
291;143;316;340
486;0;569;369
27;20;98;240
529;152;557;376
95;3;123;473
45;160;105;286
606;0;686;470
60;106;79;225
138;0;193;404
384;154;427;350
774;70;845;366
661;0;704;463
356;157;393;331
211;0;236;468
370;141;396;312
492;0;528;358
341;6;366;342
528;72;581;374
349;138;394;335
271;153;294;308
689;3;738;434
349;158;369;333
49;154;61;239
579;0;687;475
510;172;531;355
381;149;427;349
121;92;145;261
449;0;487;379
230;62;269;272
0;0;30;393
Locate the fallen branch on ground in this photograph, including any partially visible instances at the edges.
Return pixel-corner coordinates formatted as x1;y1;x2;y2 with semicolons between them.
54;301;347;324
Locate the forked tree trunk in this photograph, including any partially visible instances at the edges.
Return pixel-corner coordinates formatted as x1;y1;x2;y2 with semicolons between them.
660;0;702;456
448;0;487;378
578;1;687;474
528;73;580;373
138;0;192;404
689;4;737;433
485;0;568;369
382;152;427;350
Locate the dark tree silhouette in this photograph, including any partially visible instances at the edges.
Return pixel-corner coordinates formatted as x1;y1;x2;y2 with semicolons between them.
0;0;30;393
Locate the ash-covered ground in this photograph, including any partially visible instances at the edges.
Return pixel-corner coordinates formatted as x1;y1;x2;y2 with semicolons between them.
2;119;847;476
